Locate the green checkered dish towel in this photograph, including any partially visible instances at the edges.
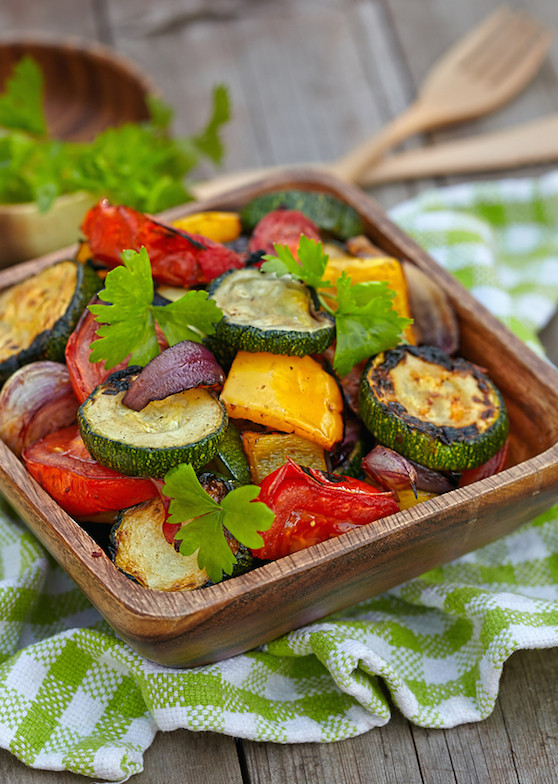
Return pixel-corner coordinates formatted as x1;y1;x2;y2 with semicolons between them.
1;172;558;782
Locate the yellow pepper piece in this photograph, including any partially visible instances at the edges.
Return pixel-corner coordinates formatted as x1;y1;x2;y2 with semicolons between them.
321;254;416;344
396;489;438;510
172;211;242;243
220;352;344;450
241;431;327;484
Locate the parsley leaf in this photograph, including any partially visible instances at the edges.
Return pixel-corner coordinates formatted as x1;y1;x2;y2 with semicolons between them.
0;57;231;213
261;235;331;290
163;463;274;583
88;247;222;370
262;238;412;376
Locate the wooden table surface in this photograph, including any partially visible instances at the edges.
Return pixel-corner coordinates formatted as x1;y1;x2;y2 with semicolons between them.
2;1;558;782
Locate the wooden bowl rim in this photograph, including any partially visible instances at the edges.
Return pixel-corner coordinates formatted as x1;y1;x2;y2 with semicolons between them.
0;33;158;96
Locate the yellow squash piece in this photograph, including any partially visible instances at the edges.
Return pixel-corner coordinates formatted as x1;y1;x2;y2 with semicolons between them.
172;211;242;243
321;254;416;344
220;352;344;450
241;431;327;484
395;489;439;510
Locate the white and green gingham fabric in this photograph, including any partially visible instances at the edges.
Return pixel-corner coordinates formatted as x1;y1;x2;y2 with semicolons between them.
1;172;558;782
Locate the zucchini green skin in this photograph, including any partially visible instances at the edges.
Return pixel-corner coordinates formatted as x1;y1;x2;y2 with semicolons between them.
0;260;100;387
358;345;509;472
78;368;228;477
240;190;364;240
208;267;335;357
204;421;252;485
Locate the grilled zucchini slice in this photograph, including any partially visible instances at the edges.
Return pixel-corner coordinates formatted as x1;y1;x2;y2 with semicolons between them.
0;260;100;387
358;345;508;472
110;474;254;591
240;189;364;240
208;267;334;356
78;368;228;477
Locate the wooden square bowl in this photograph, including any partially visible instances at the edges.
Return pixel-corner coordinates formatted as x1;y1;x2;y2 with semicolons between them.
0;170;557;668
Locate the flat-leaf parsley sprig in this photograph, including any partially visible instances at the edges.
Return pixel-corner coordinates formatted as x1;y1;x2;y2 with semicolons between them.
162;463;274;582
88;247;223;369
261;235;413;377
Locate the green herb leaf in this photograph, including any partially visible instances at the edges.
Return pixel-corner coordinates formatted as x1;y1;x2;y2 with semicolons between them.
0;57;46;135
261;235;331;290
263;238;412;375
188;84;231;165
163;463;274;583
0;58;231;212
333;273;412;376
88;247;222;369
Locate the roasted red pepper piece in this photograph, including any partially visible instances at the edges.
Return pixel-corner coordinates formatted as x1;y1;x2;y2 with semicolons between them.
248;209;321;256
251;458;399;559
22;425;158;518
81;200;245;287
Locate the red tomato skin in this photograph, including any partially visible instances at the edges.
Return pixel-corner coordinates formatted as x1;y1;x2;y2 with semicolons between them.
65;298;170;404
65;301;129;403
81;200;244;287
248;209;321;256
251;460;399;560
22;425;157;518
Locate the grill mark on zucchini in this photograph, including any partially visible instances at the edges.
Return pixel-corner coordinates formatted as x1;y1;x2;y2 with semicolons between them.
359;345;509;471
0;260;100;387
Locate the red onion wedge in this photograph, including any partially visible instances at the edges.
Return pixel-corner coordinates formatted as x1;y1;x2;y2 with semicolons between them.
362;445;459;495
122;340;226;411
0;361;80;456
362;445;418;494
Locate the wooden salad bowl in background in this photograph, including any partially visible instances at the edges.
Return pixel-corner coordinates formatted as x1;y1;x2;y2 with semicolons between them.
0;36;154;267
0;170;557;667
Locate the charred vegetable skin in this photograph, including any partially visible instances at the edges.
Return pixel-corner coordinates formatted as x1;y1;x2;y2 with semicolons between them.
359;345;509;472
81;200;244;288
78;367;228;477
110;474;253;592
0;260;100;387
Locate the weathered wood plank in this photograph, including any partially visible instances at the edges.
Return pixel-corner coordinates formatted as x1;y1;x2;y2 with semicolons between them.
0;0;99;38
2;730;244;783
241;708;423;784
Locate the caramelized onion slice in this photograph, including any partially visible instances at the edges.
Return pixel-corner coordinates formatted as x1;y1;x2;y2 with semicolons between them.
0;361;79;456
122;340;226;411
403;262;460;355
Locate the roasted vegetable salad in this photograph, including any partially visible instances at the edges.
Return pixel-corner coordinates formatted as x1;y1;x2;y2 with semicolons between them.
0;189;510;590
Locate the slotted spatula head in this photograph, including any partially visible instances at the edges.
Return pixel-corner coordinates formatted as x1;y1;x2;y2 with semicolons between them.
417;5;554;125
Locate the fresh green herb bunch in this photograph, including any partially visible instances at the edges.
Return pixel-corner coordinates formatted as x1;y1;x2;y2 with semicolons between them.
0;56;230;213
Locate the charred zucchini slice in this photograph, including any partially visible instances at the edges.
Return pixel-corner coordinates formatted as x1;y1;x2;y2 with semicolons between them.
0;260;100;387
78;368;228;477
208;267;334;357
110;496;209;591
358;345;509;472
240;190;364;240
110;475;254;591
